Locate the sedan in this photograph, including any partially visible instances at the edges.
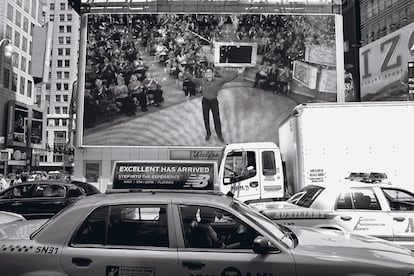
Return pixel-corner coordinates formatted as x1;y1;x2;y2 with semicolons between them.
250;182;414;251
0;190;413;275
0;180;100;219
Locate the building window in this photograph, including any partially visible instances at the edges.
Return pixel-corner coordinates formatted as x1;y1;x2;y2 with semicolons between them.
65;48;71;56
15;11;21;27
55;131;66;139
66;37;71;44
29;41;32;55
57;60;63;67
46;83;51;90
6;25;12;40
58;48;63;55
65;60;70;67
23;17;29;33
58;37;64;44
49;14;54;22
56;95;61;102
63;95;69;102
57;72;62;79
28;60;31;74
3;69;10;89
60;3;66;10
64;72;70;79
27;80;32;98
85;163;100;182
20;76;25;95
12;73;18;92
63;107;68;114
67;14;72;21
63;83;69;90
21;56;26;72
14;31;21;48
22;37;27;53
62;119;68;126
56;83;62;90
59;26;65;33
55;107;61;114
54;119;60;126
12;53;19;68
31;0;37;19
66;26;72;33
53;155;63;163
7;4;13;21
24;0;30;12
60;14;65;21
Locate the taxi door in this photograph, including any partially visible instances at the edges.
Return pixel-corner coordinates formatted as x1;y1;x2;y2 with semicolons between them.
60;204;179;276
333;188;393;239
176;204;296;276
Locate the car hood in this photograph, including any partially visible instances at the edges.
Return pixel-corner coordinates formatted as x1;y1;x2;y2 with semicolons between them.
289;226;413;257
0;219;47;240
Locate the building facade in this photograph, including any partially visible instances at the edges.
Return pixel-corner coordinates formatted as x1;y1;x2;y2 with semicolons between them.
36;0;79;173
0;0;45;176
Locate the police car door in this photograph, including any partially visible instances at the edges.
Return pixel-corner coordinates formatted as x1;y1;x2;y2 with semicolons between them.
334;188;393;239
61;204;179;276
176;205;296;276
380;187;414;244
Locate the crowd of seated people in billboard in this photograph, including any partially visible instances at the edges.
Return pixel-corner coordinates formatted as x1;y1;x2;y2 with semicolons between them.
84;14;335;128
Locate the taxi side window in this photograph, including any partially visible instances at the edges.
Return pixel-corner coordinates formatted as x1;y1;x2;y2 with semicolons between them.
73;206;109;245
179;205;259;250
106;205;169;247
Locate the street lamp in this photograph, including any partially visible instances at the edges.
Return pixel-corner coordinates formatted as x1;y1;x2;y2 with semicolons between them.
0;39;13;176
0;38;14;58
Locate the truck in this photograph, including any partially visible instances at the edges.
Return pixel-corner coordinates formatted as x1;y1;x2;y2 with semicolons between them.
220;101;414;201
278;101;414;194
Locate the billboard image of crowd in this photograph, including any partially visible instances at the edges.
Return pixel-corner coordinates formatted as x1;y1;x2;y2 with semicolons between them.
81;13;342;147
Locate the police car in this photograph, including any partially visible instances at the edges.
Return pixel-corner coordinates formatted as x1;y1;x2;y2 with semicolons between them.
250;182;414;251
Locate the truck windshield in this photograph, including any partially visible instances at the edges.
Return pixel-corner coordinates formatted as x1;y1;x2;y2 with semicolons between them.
231;200;295;248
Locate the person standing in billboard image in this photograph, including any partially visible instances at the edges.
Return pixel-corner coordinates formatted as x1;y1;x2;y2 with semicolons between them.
181;66;245;143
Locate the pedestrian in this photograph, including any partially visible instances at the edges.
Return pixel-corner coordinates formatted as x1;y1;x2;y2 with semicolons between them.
0;174;8;191
183;66;244;142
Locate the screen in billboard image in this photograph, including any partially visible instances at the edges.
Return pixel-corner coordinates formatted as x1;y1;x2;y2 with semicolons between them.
81;13;341;147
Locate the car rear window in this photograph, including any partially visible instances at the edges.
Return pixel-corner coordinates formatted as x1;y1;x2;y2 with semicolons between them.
290;186;324;208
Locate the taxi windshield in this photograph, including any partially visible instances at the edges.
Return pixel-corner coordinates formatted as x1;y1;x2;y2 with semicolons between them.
232;200;295;248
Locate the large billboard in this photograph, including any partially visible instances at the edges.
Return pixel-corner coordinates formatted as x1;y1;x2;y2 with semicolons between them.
359;22;414;101
80;13;344;147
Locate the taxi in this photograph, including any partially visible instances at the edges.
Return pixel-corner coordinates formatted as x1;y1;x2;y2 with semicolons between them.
250;181;414;251
0;187;414;276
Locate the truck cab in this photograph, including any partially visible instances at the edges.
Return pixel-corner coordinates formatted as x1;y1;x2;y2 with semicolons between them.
218;142;285;203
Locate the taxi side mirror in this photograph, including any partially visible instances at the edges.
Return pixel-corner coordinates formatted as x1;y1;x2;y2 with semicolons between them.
252;236;279;255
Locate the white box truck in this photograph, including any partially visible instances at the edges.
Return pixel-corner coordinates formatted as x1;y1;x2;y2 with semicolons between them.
279;101;414;194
